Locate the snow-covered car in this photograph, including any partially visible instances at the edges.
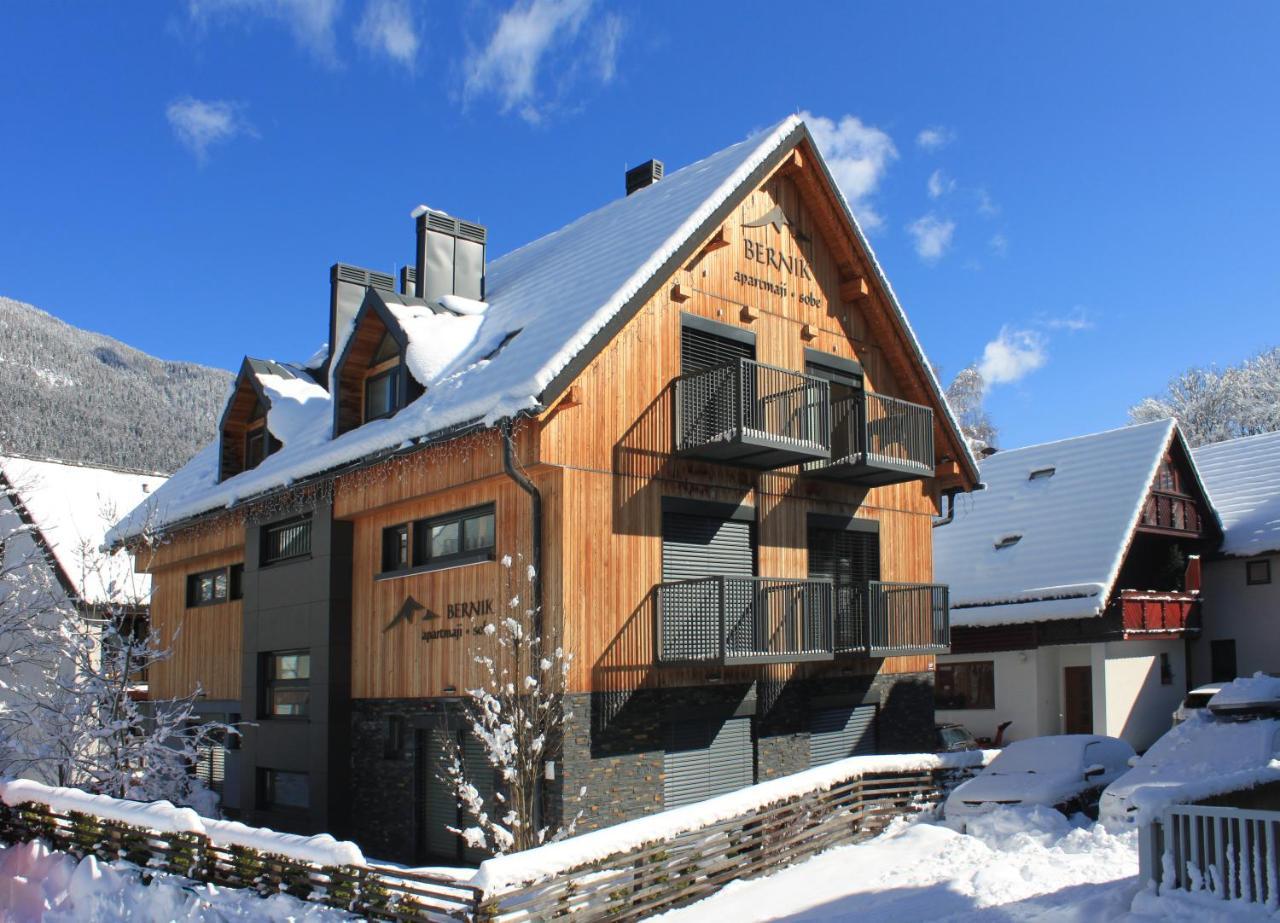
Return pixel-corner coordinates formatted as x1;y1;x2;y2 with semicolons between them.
1171;682;1224;726
1102;677;1280;828
935;722;979;752
944;734;1134;822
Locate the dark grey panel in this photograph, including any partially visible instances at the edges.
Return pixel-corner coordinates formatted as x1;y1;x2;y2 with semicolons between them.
808;704;877;767
663;716;754;809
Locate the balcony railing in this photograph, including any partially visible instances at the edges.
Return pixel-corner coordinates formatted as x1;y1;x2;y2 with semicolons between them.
1139;491;1203;535
807;392;934;487
833;581;950;656
655;577;835;666
675;359;831;469
1116;589;1201;637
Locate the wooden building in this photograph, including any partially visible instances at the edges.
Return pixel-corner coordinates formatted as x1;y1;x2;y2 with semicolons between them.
114;117;979;863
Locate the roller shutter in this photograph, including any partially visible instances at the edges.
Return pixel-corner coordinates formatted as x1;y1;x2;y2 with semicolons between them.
662;512;755;660
422;728;497;863
808;705;878;767
809;528;879;652
680;325;754;375
664;716;754;808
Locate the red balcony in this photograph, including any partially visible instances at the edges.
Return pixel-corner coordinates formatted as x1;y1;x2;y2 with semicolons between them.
1117;589;1201;638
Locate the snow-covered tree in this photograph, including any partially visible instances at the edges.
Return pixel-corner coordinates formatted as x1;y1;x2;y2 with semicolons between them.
945;364;998;453
0;482;230;814
442;554;582;855
1129;346;1280;447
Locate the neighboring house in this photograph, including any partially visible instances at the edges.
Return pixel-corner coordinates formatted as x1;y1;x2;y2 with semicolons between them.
934;421;1220;752
1191;429;1280;681
110;116;980;864
0;455;165;778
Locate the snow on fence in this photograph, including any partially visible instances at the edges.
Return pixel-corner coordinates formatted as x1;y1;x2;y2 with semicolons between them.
472;749;992;922
0;778;481;921
1149;804;1280;909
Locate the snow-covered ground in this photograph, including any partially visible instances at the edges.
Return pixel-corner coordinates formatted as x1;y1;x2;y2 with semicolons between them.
655;807;1265;922
0;839;352;922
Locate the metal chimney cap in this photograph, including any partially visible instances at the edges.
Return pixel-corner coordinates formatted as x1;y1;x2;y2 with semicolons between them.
625;159;664;195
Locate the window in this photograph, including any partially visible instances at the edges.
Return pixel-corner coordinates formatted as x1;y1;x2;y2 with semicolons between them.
245;428;267;470
263;651;310;718
935;661;995;709
364;366;400;422
258;768;309;811
1160;652;1173;685
187;568;229;607
994;534;1022;550
1029;466;1056;480
1247;559;1272;586
262;517;311;565
381;524;409;573
409;506;496;569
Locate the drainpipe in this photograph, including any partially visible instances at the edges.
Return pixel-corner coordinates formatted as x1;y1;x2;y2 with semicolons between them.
501;419;543;640
932;487;960;528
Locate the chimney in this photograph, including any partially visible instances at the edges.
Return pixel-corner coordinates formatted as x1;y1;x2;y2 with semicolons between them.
414;209;487;304
399;265;417;295
625;159;663;196
325;263;394;387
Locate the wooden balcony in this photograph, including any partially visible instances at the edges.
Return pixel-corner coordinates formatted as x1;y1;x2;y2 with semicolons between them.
1139;490;1204;536
655;576;835;666
674;359;831;469
1117;589;1201;638
806;392;935;487
834;581;950;656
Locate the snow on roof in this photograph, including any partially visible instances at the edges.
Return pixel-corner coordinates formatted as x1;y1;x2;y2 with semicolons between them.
1207;672;1280;712
111;116;975;543
1192;429;1280;558
938;420;1177;628
0;455;165;604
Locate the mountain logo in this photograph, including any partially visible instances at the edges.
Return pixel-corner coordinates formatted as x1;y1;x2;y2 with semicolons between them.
383;595;435;632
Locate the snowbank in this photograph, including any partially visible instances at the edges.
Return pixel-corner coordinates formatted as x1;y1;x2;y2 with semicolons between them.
472;749;991;894
0;778;365;869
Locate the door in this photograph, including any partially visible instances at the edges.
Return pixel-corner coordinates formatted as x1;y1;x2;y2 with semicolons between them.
421;728;497;864
808;527;879;652
663;716;754;809
1063;666;1094;734
1210;639;1238;682
662;511;755;659
808;705;878;767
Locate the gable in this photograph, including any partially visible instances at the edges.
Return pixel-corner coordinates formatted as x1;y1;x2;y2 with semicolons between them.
218;365;272;483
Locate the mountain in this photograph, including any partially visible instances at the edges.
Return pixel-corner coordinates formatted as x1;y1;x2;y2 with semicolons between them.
0;296;234;474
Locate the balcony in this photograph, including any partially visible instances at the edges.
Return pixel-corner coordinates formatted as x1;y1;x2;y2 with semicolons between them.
1139;491;1204;536
674;359;831;470
833;581;950;657
807;392;934;487
1117;589;1201;638
656;577;835;666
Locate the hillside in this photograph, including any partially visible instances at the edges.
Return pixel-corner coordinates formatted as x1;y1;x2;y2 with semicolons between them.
0;296;234;474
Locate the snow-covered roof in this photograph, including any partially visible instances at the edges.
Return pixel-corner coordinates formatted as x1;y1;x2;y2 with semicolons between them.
1192;429;1280;558
0;455;165;604
938;420;1183;628
111;116;976;543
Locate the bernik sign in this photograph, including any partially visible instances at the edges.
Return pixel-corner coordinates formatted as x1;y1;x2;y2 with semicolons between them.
383;595;496;643
733;204;823;308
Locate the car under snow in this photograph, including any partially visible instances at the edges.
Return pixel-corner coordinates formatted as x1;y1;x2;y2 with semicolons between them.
944;734;1134;823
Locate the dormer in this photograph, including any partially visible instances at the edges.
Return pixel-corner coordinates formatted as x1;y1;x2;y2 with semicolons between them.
218;358;286;482
332;289;427;437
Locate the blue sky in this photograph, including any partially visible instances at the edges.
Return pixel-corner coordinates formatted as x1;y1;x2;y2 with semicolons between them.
2;2;1277;449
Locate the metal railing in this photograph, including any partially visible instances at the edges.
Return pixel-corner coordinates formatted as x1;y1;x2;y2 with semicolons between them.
1148;804;1280;907
831;581;949;656
656;576;834;665
675;359;830;457
808;392;933;481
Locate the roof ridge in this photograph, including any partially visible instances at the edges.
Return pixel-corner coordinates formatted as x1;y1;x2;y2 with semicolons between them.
982;418;1174;460
0;452;169;479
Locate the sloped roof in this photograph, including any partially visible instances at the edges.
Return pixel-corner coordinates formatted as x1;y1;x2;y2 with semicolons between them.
1193;429;1280;558
1;455;165;605
937;420;1183;627
111;116;975;543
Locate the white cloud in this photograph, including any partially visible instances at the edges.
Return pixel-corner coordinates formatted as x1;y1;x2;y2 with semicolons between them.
989;232;1008;256
1044;307;1095;332
907;214;956;262
977;326;1047;386
916;126;954;151
357;0;420;68
800;111;898;230
927;168;955;199
976;187;999;216
165;97;252;162
464;0;613;123
186;0;343;63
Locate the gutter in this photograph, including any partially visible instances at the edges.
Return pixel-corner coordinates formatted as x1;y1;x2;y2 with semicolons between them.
500;418;544;642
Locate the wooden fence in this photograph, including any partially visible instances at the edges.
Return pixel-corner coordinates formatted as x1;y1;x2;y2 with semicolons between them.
1148;804;1280;909
0;799;481;921
477;764;979;922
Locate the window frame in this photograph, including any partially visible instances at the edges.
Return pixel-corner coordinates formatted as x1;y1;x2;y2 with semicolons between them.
934;660;995;710
261;650;311;720
261;516;312;567
379;504;497;579
363;362;402;423
381;523;410;574
186;567;230;608
257;768;309;812
1247;558;1272;586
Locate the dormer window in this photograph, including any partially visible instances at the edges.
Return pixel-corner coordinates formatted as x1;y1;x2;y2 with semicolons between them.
218;358;285;482
333;290;425;436
364;333;402;422
994;534;1022;550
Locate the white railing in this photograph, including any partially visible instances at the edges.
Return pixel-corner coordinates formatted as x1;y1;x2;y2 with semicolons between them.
1148;804;1280;909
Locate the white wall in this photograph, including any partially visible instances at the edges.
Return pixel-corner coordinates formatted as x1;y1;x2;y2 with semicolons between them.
1194;554;1280;682
937;647;1062;744
1099;638;1185;752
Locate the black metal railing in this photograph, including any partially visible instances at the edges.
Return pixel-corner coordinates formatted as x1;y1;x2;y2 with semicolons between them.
830;581;949;656
675;359;830;463
808;392;934;483
656;577;835;666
